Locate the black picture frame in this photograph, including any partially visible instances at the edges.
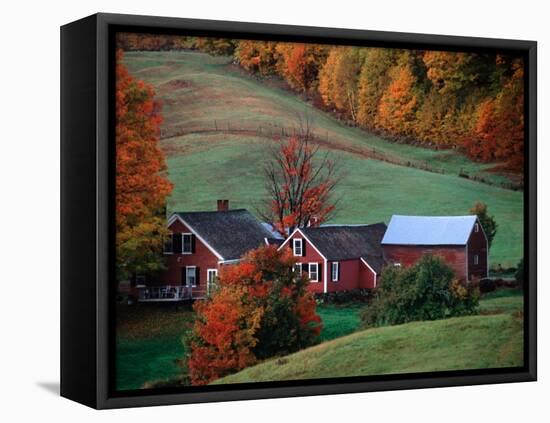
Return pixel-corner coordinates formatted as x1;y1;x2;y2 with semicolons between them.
61;12;537;409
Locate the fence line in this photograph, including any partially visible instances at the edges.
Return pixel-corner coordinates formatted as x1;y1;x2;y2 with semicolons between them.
159;121;523;192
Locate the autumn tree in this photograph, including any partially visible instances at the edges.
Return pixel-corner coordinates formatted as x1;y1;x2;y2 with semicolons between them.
115;49;173;280
356;48;397;129
422;51;475;95
375;53;420;137
318;47;365;120
235;40;279;74
194;37;237;56
275;43;329;92
187;245;321;385
462;68;524;171
259;118;340;236
470;201;498;249
481;59;523;170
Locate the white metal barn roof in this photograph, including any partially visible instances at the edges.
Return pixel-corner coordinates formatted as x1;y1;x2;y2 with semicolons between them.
381;215;478;246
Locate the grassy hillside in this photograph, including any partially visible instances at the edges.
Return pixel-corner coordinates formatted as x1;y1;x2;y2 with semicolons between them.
116;305;193;391
115;289;522;389
123;51;524;267
214;313;523;384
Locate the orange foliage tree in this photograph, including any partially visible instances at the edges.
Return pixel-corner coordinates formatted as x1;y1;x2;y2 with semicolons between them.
275;43;328;92
356;48;396;129
259;122;340;236
423;51;472;95
463;59;524;171
187;245;322;385
318;47;365;120
376;60;419;137
115;49;173;279
235;40;279;74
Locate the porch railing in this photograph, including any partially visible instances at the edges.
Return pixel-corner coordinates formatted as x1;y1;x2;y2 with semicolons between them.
136;285;202;302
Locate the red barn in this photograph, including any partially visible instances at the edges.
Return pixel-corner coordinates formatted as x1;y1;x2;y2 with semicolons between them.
381;215;488;281
278;224;387;294
133;201;273;301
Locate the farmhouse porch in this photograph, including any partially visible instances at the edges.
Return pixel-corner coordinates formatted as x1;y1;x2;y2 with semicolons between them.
135;285;206;302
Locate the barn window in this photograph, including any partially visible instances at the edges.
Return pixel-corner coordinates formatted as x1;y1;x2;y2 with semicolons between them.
294;263;302;276
293;238;303;256
135;274;146;286
474;254;479;265
182;233;193;254
163;233;173;254
475;223;479;232
394;262;401;268
186;266;197;287
332;262;340;282
309;262;319;282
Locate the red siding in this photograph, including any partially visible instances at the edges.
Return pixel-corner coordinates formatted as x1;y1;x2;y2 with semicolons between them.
467;222;489;279
160;219;220;297
284;231;325;294
326;259;360;292
359;259;377;289
282;231;381;292
383;244;468;280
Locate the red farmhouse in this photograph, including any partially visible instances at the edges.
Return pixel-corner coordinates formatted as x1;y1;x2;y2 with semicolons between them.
381;215;488;281
135;201;273;301
132;206;489;302
278;224;387;294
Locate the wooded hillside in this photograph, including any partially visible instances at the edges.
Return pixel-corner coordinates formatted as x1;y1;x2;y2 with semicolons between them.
118;33;525;173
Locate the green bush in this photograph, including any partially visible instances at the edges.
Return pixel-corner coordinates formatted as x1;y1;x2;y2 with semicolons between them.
515;258;524;287
361;255;479;328
314;289;373;304
479;278;497;293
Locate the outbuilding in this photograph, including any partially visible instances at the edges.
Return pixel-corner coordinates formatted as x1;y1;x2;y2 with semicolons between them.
381;215;489;281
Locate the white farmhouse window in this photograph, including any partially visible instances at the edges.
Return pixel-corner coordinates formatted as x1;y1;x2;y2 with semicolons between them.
182;233;193;254
309;262;319;282
332;262;339;281
474;254;479;265
293;238;303;256
294;263;302;276
186;266;197;287
207;269;218;284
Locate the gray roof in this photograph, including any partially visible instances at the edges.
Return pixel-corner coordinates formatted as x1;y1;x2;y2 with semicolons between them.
381;215;478;246
173;209;273;260
261;222;285;240
361;255;385;274
301;224;387;272
265;238;284;247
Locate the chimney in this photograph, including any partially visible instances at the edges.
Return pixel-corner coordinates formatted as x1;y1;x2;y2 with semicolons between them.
308;215;320;227
217;199;229;211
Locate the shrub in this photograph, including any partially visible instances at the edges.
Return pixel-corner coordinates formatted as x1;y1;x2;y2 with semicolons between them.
187;245;322;385
479;277;497;293
361;255;479;328
314;289;373;304
515;258;524;287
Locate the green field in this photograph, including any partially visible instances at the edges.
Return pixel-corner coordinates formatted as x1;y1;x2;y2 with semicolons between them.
123;51;523;267
115;302;361;390
317;304;364;342
215;292;524;384
116;304;193;391
115;289;522;389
